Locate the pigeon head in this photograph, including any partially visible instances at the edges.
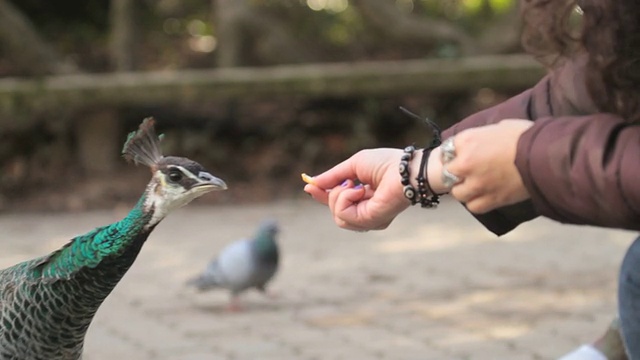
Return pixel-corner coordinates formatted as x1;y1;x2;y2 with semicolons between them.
256;220;279;238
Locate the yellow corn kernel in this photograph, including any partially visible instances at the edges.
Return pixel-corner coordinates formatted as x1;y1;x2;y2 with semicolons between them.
301;173;316;185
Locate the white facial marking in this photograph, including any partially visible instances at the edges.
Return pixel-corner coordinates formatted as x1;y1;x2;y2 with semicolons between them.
170;165;201;182
143;168;210;229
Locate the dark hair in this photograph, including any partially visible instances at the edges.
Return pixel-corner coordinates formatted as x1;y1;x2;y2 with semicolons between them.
521;0;640;122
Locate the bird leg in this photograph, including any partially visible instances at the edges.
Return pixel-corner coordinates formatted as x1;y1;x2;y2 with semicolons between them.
226;295;243;312
257;286;279;299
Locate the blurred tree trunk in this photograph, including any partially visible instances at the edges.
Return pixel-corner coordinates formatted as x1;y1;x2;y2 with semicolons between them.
76;108;120;174
109;0;136;71
351;0;478;54
351;0;522;55
213;0;520;65
480;0;493;19
0;0;76;75
79;0;136;175
476;2;523;54
213;0;318;67
213;0;247;67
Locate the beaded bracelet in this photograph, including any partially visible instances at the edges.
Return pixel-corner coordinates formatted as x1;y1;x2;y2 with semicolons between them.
399;107;443;208
399;145;418;205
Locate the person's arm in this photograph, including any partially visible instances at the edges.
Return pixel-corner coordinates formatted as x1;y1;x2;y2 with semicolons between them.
434;76;553;235
516;114;640;231
442;52;592;138
439;54;610;235
302;79;554;234
442;75;550;138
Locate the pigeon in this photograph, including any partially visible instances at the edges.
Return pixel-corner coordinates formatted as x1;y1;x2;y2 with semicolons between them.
187;219;280;310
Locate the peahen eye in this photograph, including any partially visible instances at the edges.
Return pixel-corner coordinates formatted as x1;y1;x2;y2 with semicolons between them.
168;169;183;182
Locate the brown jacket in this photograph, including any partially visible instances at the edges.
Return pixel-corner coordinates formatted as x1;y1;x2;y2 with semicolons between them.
442;56;640;235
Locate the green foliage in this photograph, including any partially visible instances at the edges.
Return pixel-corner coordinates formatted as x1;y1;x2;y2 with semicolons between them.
460;0;514;14
3;0;520;73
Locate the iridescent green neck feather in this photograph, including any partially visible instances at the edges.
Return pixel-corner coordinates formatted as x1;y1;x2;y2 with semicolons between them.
254;231;278;263
32;194;154;281
0;192;157;360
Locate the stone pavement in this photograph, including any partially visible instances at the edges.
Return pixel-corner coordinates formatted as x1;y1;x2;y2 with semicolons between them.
0;197;635;360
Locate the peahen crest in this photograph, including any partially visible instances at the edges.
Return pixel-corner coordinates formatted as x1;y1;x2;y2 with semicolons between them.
122;117;164;169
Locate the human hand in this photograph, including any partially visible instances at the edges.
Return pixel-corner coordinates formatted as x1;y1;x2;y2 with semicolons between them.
303;148;414;231
445;119;534;213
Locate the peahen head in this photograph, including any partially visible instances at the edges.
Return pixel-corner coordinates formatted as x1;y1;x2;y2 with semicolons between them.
123;117;227;226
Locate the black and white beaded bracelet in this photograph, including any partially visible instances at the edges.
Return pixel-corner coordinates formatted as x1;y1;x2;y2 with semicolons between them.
399;145;419;205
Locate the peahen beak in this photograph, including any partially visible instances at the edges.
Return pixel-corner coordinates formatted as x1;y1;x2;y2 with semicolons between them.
194;171;228;191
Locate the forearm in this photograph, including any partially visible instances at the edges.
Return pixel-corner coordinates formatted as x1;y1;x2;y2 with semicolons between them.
516;115;640;230
406;147;448;196
430;82;548;235
442;76;549;139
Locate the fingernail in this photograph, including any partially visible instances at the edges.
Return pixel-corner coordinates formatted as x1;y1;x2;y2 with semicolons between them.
354;184;363;190
341;180;349;187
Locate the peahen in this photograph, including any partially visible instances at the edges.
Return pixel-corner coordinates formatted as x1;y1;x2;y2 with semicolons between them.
0;118;227;360
187;220;279;311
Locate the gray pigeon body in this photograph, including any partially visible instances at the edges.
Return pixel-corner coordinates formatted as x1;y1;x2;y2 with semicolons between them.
188;220;279;308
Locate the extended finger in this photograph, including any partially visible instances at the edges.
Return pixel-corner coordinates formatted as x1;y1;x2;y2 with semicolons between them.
312;158;359;190
304;184;329;204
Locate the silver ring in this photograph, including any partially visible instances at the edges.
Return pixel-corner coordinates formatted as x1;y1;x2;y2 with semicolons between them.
440;137;456;164
441;166;461;188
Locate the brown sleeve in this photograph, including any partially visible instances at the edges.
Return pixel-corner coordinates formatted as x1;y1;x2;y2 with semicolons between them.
436;55;618;235
443;85;544;138
515;115;640;231
439;76;553;236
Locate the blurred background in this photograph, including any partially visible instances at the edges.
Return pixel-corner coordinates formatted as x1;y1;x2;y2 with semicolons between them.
1;2;631;359
0;0;544;212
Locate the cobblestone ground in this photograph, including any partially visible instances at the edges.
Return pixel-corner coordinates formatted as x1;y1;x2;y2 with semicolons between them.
0;198;634;360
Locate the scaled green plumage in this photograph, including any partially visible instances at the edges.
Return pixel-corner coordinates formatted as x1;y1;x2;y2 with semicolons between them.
0;118;227;360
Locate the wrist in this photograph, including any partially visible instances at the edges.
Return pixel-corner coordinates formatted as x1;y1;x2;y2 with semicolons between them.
426;147;449;195
396;107;446;206
399;146;441;208
408;148;447;195
407;149;423;190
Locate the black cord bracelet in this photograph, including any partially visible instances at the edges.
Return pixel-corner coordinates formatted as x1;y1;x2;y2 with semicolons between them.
399;107;443;208
415;147;440;208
